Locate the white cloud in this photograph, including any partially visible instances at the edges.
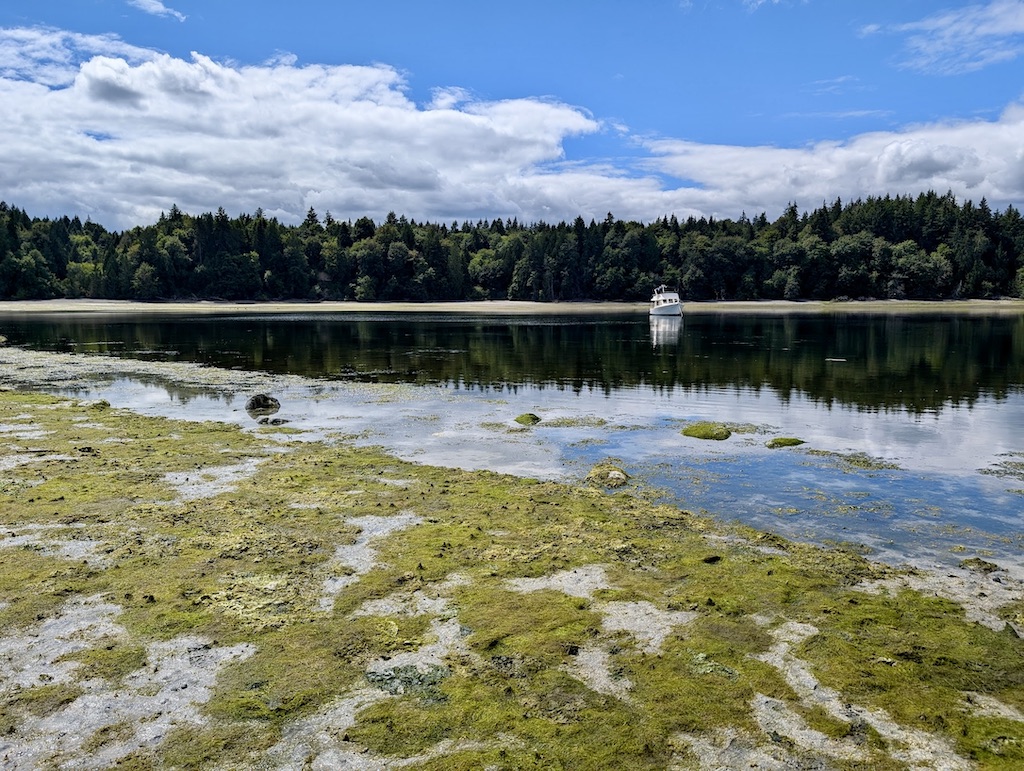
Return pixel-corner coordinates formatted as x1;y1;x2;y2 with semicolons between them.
0;26;155;87
428;86;471;110
2;26;1023;229
806;75;867;97
870;0;1024;74
127;0;186;23
783;109;892;121
0;29;601;227
642;103;1024;218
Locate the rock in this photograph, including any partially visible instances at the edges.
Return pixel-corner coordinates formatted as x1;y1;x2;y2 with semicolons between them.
960;557;999;574
586;463;630;488
682;422;732;441
766;437;806;449
245;394;280;419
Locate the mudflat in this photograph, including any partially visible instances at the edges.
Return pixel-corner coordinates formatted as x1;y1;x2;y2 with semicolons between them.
1;346;1022;768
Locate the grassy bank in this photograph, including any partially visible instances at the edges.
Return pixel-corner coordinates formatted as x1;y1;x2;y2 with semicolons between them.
1;387;1023;768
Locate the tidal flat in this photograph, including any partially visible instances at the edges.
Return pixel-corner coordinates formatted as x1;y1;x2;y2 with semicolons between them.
1;361;1024;768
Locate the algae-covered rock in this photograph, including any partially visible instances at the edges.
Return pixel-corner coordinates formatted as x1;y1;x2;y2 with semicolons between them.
960;557;999;574
366;664;449;702
766;437;806;449
514;413;541;426
586;462;630;488
682;421;731;441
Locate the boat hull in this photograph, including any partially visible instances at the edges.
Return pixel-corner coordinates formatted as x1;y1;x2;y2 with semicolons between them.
649;302;682;316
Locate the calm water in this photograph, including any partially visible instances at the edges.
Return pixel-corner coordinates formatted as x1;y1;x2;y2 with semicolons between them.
2;309;1022;569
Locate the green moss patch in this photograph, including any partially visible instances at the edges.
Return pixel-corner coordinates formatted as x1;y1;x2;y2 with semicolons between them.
514;413;542;426
6;682;84;718
766;437;806;449
682;421;732;440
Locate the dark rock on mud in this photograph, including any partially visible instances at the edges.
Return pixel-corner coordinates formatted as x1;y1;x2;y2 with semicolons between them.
245;393;281;419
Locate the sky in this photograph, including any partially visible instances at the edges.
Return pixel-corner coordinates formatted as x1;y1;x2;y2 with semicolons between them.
1;0;1023;229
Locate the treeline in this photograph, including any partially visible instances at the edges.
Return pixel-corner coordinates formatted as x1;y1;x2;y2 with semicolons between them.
1;191;1023;302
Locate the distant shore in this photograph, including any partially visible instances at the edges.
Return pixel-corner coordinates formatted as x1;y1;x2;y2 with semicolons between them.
0;297;1022;316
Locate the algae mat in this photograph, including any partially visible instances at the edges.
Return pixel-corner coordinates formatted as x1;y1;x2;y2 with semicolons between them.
1;387;1023;769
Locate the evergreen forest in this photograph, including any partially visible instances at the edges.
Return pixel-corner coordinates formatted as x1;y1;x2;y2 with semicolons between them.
1;191;1023;303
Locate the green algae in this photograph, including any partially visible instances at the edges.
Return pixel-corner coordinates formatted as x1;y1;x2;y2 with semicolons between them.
7;682;84;717
998;599;1024;634
544;416;609;429
68;643;148;683
807;448;902;471
766;436;806;449
681;421;732;440
797;588;1024;765
1;387;1022;769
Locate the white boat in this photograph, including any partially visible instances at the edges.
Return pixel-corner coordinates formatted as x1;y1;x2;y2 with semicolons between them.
649;284;682;316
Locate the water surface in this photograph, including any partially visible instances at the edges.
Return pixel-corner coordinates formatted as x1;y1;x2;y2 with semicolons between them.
2;309;1021;569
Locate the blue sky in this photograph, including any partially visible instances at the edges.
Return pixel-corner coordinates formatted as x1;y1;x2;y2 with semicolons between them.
2;0;1023;228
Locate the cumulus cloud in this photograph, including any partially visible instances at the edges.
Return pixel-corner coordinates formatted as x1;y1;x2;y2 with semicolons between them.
127;1;186;22
0;28;602;227
868;0;1024;74
642;103;1024;218
1;26;1023;229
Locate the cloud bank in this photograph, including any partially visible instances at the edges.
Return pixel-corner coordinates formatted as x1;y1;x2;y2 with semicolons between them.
2;25;1023;229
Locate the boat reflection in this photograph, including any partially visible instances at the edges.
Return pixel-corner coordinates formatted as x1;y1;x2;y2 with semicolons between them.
649;315;682;347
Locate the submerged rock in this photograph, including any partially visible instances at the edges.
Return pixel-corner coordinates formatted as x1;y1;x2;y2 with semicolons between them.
245;393;281;420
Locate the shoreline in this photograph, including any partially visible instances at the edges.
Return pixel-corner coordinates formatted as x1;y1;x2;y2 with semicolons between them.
0;297;1023;316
